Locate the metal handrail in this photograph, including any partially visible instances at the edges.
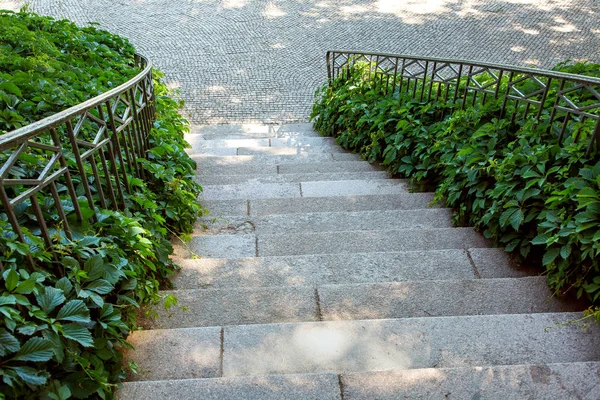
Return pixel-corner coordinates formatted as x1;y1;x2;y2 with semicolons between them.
326;50;600;155
0;54;156;265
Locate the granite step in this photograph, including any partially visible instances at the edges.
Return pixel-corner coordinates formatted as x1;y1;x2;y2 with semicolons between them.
123;313;600;381
196;208;453;235
187;136;337;150
255;227;490;257
196;160;380;176
141;277;579;330
199;179;409;201
189;123;323;140
194;145;346;156
170;248;533;289
197;171;389;185
202;193;436;217
192;152;362;166
118;362;600;399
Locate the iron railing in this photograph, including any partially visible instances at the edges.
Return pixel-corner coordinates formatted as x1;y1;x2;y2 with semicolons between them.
0;54;155;265
327;50;600;156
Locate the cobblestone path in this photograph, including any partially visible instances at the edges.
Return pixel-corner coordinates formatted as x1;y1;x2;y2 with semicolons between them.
2;0;599;124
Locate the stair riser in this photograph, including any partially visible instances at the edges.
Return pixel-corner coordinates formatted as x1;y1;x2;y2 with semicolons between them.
196;161;379;176
197;171;389;185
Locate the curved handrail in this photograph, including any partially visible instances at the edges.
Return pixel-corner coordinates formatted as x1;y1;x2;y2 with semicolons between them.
326;50;600;155
0;54;152;150
0;54;156;264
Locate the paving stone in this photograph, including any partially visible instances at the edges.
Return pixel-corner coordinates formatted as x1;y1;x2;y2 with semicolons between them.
469;247;541;278
341;362;600;400
198;164;278;176
202;199;249;216
248;194;437;216
197;171;389;185
197;160;378;176
269;137;337;147
257;228;489;256
189;138;270;150
118;373;341;400
140;286;317;329
13;1;599;124
277;161;379;174
222;313;600;376
124;327;221;381
300;179;409;197
200;182;301;200
189;124;322;140
318;277;584;321
197;209;452;235
171;250;477;289
193;147;238;156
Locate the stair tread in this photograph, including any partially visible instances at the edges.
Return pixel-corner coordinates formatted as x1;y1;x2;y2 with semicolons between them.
197;171;389;185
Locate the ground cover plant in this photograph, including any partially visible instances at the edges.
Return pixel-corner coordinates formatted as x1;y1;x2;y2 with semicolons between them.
311;59;600;320
0;10;204;399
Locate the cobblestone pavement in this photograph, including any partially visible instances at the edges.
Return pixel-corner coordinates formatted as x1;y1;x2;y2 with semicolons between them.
2;0;599;124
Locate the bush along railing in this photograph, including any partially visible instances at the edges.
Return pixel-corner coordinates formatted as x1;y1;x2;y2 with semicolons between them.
0;11;204;398
312;51;600;319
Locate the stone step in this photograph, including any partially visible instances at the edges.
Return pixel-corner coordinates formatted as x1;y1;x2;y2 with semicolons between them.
256;228;489;257
117;363;600;399
192;152;362;166
189;136;337;149
199;179;409;201
171;248;532;289
123;313;600;381
340;362;600;399
197;209;453;235
203;193;436;217
189;123;322;140
193;145;346;156
196;160;379;176
197;171;389;185
118;373;341;400
141;277;579;330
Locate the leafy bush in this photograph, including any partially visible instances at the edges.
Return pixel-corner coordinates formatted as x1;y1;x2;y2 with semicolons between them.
311;60;600;319
0;10;205;399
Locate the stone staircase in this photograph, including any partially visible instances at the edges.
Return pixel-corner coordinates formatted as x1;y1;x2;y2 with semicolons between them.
118;123;600;399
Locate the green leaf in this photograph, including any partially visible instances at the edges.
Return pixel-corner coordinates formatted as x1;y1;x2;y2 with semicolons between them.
15;278;36;294
10;366;49;386
36;286;66;314
61;323;94;347
5;269;19;291
542;247;561;266
13;337;54;362
56;300;91;323
84;255;105;281
56;277;73;295
0;295;17;306
531;234;550;245
0;81;23;97
509;208;524;230
0;328;20;357
85;279;113;295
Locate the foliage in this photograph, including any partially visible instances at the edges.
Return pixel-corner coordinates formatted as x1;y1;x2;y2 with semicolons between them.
0;10;205;399
311;60;600;320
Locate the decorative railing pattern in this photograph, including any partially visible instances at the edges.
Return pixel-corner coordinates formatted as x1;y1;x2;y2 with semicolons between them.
0;55;155;265
327;51;600;156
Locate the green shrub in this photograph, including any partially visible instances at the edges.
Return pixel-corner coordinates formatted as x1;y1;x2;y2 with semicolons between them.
0;10;205;399
311;60;600;319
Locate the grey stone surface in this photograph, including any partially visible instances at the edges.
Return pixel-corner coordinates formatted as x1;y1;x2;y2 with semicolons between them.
193;153;354;166
248;194;437;216
10;1;599;124
140;286;317;329
202;199;249;216
469;247;541;278
118;373;342;400
194;147;239;156
180;234;256;258
124;327;221;381
277;161;379;174
197;160;378;177
197;208;453;235
236;145;345;156
191;123;323;140
270;137;337;147
171;250;477;289
222;313;600;377
191;138;271;149
200;182;301;200
198;163;278;176
197;171;389;185
257;228;489;256
341;362;600;400
300;179;409;197
318;277;583;321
